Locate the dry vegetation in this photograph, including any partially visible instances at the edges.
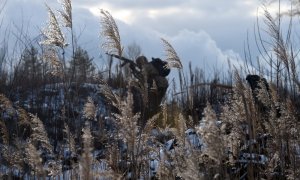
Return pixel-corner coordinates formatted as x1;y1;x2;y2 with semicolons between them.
1;0;300;179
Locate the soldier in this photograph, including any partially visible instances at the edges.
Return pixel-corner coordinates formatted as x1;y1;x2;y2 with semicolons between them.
108;53;170;127
246;74;271;112
246;74;281;134
133;56;170;127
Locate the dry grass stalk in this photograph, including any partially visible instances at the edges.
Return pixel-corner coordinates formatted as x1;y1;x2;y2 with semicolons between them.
25;140;44;176
3;139;23;171
113;90;140;149
80;122;94;180
99;79;120;108
264;9;289;67
41;5;67;48
43;46;63;77
161;38;183;69
157;153;174;180
175;113;187;143
220;83;248;163
58;0;72;28
83;97;96;120
157;113;201;179
100;9;123;56
0;120;8;145
29;113;53;153
174;150;202;179
197;102;224;164
143;113;159;134
0;94;13;110
17;107;30;126
162;102;168;128
63;122;76;153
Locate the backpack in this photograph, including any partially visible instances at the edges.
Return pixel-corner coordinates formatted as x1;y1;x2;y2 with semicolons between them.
150;58;170;77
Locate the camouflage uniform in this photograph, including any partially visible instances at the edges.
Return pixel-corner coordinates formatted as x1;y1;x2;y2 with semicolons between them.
132;56;170;127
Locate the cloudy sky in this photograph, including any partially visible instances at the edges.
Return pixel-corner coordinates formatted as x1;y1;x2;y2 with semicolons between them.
0;0;291;79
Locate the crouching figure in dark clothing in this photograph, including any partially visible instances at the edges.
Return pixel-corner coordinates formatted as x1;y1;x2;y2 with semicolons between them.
132;56;170;127
246;74;281;132
110;53;170;127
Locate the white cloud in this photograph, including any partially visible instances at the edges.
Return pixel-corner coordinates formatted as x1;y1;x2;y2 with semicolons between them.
114;23;244;78
79;0;263;56
0;0;277;77
165;29;244;75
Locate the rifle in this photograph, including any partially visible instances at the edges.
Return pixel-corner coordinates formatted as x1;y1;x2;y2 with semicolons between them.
106;53;141;79
106;53;136;67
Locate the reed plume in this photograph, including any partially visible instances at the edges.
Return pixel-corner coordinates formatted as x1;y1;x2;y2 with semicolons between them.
100;9;123;56
0;120;8;145
25;140;44;176
43;46;63;76
58;0;72;28
99;79;120;108
29;113;53;153
80;122;94;180
161;38;183;69
83;97;96;121
41;5;67;48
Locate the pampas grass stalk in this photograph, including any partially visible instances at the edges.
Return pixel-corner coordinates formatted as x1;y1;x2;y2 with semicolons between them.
58;0;72;28
41;5;67;48
161;38;183;69
25;140;44;177
29;113;53;153
80;122;94;180
0;120;8;145
83;97;96;121
100;9;123;56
